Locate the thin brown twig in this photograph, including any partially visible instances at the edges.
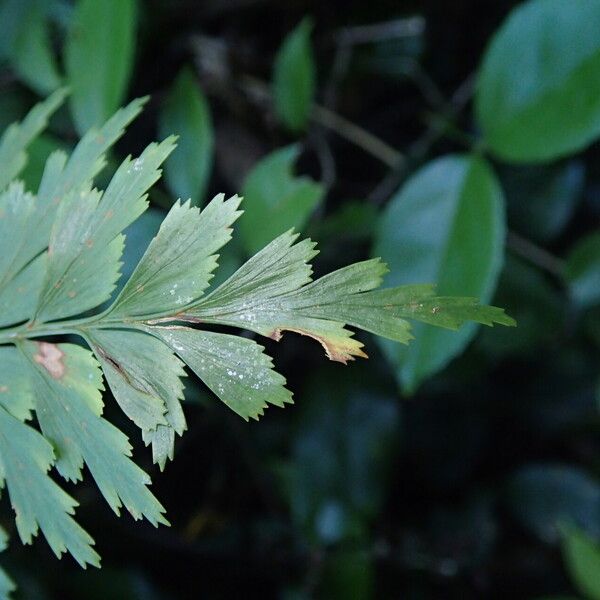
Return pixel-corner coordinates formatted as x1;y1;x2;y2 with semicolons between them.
506;230;566;279
239;74;405;169
312;105;405;169
335;17;426;45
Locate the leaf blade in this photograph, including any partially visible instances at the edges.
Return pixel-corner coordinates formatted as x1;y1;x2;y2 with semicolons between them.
20;341;167;526
273;17;316;132
0;404;99;567
149;327;293;421
159;67;214;205
476;0;600;162
373;154;506;392
65;0;137;135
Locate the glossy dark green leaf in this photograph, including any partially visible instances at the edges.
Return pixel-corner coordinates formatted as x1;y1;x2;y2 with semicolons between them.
373;154;505;392
502;161;584;242
288;369;399;545
478;256;563;359
240;146;325;254
311;201;378;243
319;548;374;600
476;0;600;162
159;68;214;206
505;465;600;543
273;17;316;132
65;0;137;134
565;232;600;308
10;1;61;95
0;524;15;600
561;528;600;600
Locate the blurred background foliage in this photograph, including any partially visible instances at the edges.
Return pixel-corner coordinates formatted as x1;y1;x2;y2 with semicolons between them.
0;0;599;598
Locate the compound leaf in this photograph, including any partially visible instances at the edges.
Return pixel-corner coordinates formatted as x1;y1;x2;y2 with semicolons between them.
0;98;148;316
185;229;513;366
149;327;293;421
0;404;99;568
87;328;187;469
109;194;242;318
0;346;34;422
19;341;167;526
34;136;176;322
0;88;66;191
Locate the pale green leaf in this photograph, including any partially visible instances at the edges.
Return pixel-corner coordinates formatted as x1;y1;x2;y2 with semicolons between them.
476;0;600;162
0;182;36;287
149;327;292;421
159;67;214;205
87;328;187;469
109;194;242;318
565;232;600;309
561;528;600;600
65;0;137;135
273;17;316;132
0;88;66;190
187;229;512;365
0;98;148;310
0;404;99;567
0;242;45;329
20;341;167;526
373;154;505;392
0;346;34;421
240;146;325;254
34;137;176;322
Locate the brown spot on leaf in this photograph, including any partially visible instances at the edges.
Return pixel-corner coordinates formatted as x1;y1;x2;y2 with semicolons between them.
0;386;7;393
268;327;368;364
85;238;94;248
67;291;77;298
34;342;66;379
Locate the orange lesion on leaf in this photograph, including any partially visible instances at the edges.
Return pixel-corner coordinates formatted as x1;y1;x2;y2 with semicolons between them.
34;342;66;379
268;327;368;364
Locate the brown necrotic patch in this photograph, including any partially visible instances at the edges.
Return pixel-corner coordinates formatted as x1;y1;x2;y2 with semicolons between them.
34;342;66;379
